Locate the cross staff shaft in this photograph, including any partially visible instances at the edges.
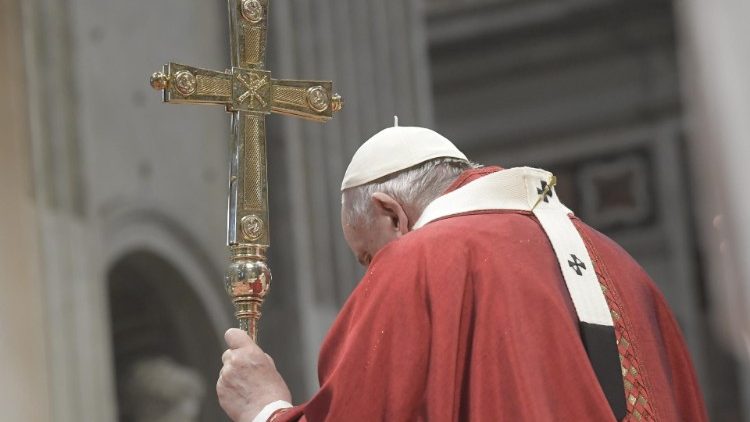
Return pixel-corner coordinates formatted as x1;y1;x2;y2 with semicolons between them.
149;0;343;341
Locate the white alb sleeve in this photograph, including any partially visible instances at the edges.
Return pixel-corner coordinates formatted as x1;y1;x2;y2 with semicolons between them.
251;400;293;422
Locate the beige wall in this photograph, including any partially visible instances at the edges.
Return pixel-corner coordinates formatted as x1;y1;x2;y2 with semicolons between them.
0;0;51;420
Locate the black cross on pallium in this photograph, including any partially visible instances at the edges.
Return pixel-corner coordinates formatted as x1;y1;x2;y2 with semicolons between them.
568;254;587;276
537;181;554;203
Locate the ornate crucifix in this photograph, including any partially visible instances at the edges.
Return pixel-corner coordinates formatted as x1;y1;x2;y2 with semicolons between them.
149;0;343;341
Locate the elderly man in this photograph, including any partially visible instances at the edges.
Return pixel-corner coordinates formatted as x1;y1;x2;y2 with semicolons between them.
217;126;707;421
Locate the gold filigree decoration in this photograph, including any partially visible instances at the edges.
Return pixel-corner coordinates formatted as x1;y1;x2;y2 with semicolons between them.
306;86;330;112
243;26;263;66
174;70;197;96
197;75;232;97
272;86;307;107
243;115;265;210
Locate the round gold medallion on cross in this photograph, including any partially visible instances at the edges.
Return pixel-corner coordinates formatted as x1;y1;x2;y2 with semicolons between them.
242;0;264;24
306;86;330;112
241;215;265;241
174;70;197;96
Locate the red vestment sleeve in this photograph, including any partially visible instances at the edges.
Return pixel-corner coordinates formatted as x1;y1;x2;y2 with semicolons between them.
273;243;432;422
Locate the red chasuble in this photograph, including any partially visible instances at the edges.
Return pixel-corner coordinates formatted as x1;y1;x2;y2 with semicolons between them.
274;168;706;421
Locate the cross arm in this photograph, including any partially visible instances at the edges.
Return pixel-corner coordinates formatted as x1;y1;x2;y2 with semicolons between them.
150;64;344;121
150;62;232;106
271;79;343;122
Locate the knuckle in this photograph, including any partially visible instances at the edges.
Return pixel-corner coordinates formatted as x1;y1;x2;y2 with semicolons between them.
236;350;258;365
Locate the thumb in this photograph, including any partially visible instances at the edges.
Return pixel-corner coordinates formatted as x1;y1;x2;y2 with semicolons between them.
224;328;253;349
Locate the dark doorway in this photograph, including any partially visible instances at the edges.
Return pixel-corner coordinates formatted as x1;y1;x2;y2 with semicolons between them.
108;251;228;422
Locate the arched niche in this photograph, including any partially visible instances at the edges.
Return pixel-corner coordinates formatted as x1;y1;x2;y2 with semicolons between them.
108;250;227;422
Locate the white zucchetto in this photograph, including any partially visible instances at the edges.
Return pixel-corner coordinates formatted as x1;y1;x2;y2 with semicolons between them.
341;126;468;191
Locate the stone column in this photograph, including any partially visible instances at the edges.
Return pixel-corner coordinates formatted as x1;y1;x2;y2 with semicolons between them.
263;0;435;396
0;0;51;420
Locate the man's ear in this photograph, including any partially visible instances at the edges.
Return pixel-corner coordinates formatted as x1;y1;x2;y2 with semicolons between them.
371;192;410;235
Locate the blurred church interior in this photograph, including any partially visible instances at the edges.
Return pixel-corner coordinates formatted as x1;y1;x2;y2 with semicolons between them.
1;0;749;420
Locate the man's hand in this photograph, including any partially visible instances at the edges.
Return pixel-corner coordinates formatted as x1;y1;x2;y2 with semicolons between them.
217;328;292;422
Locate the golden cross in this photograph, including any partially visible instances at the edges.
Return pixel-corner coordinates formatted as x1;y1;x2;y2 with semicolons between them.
149;0;343;341
531;175;557;211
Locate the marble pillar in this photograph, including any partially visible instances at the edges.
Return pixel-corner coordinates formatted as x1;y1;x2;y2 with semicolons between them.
262;0;435;397
0;0;52;420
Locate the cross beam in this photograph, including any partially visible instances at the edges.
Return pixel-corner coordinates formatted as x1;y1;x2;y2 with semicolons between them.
149;0;343;341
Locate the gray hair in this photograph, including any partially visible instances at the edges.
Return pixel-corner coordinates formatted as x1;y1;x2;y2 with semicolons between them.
341;157;479;227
